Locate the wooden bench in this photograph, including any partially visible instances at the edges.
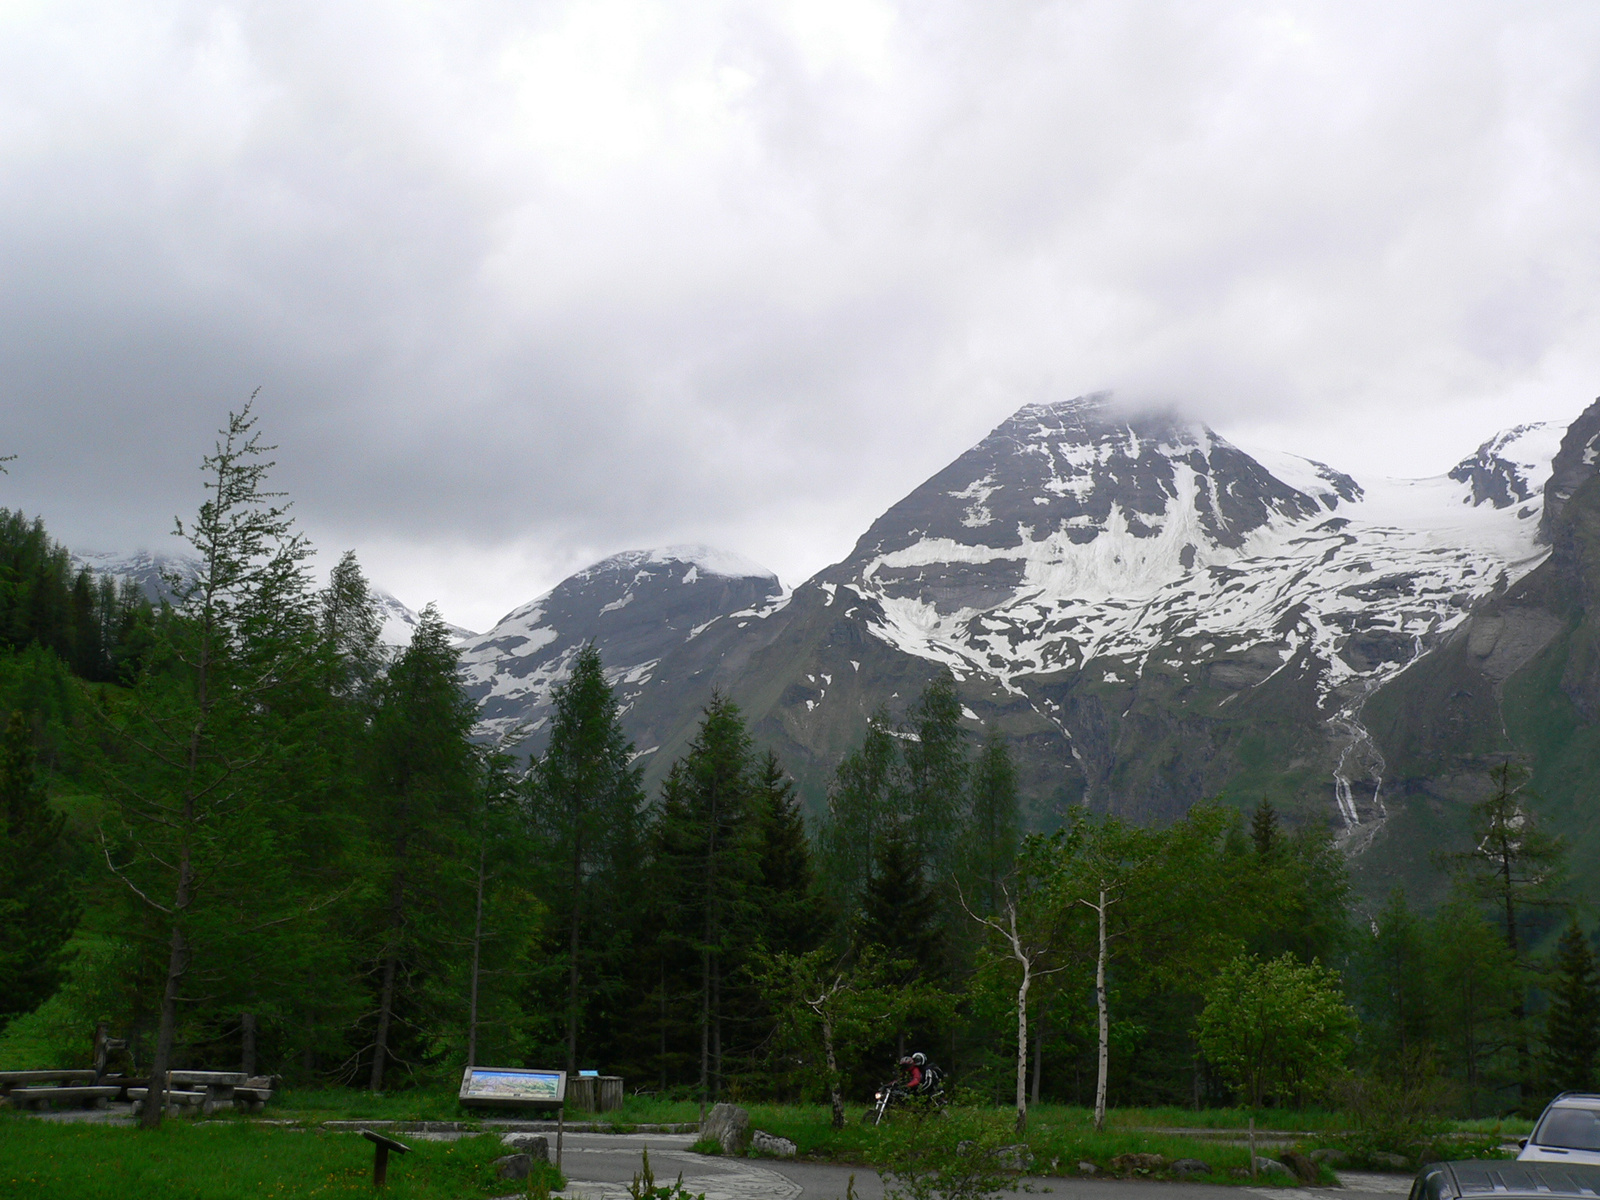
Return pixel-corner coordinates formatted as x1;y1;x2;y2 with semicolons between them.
127;1088;209;1118
232;1085;275;1113
5;1086;120;1111
0;1071;96;1098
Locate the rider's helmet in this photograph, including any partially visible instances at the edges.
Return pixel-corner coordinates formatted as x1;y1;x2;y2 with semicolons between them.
898;1055;913;1067
911;1053;926;1066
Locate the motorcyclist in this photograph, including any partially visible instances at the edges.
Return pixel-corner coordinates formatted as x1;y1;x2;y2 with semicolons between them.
897;1054;922;1093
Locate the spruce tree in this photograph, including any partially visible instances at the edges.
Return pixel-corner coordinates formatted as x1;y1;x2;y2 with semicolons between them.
1358;889;1435;1069
528;643;645;1073
364;605;480;1091
900;673;968;886
652;694;761;1108
819;711;899;915
965;729;1019;915
1250;800;1279;859
1429;893;1516;1115
0;709;78;1031
751;749;822;957
861;826;943;975
320;550;385;701
1544;919;1600;1094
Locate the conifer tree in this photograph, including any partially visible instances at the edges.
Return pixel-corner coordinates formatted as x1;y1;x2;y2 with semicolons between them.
1359;889;1435;1068
653;694;761;1109
965;729;1020;915
819;710;899;915
95;399;319;1127
1544;919;1600;1094
528;643;644;1073
364;605;480;1091
1250;800;1279;859
0;709;78;1030
862;828;943;975
1443;762;1565;1104
750;750;822;957
320;550;385;701
900;673;968;886
1429;894;1516;1115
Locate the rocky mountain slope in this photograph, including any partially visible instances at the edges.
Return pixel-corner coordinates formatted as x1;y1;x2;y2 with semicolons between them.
610;396;1561;846
454;546;785;754
1363;399;1600;903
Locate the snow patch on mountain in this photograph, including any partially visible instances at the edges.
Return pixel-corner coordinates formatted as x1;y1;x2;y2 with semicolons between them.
843;400;1562;718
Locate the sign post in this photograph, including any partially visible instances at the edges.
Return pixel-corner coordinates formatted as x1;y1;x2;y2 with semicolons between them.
458;1067;568;1168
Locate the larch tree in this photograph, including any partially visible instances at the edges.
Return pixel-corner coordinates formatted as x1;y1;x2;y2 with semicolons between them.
95;398;318;1128
1443;761;1565;1104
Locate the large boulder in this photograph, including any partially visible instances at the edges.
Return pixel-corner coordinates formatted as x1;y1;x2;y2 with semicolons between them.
501;1134;550;1161
493;1154;533;1181
995;1145;1034;1172
1282;1151;1319;1183
702;1103;751;1157
751;1130;797;1158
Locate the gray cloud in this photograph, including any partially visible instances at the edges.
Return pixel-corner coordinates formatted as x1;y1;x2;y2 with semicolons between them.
2;0;1598;629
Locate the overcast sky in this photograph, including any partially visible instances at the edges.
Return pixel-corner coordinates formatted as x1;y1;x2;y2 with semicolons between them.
2;1;1597;631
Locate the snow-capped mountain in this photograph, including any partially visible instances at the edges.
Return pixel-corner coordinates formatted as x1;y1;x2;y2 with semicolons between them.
456;545;784;751
71;548;201;602
590;394;1570;846
371;589;477;648
71;549;474;647
783;394;1557;836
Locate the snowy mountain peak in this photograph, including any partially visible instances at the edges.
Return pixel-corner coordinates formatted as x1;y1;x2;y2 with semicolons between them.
70;548;201;602
1448;421;1563;511
370;589;477;648
1539;397;1600;544
584;544;778;583
458;545;784;748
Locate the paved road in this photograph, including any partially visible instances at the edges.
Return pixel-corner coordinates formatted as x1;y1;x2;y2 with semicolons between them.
546;1132;1416;1200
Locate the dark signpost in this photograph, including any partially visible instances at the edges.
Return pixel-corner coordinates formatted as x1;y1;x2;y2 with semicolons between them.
360;1128;411;1187
458;1067;568;1168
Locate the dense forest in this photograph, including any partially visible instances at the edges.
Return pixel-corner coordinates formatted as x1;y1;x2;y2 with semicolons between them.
1;404;1597;1133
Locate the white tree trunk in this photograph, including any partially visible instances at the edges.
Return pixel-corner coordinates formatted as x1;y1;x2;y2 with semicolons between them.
1015;963;1031;1135
1093;885;1109;1132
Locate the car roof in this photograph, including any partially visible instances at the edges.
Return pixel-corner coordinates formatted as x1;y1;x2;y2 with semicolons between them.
1430;1162;1600;1198
1548;1096;1600;1110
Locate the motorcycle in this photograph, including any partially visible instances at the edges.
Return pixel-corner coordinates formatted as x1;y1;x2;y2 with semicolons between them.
861;1074;946;1125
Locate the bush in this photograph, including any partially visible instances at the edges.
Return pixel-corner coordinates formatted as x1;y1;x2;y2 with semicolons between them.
879;1110;1013;1200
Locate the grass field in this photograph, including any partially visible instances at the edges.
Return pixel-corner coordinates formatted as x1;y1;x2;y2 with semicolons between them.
0;1113;563;1200
0;1090;1533;1198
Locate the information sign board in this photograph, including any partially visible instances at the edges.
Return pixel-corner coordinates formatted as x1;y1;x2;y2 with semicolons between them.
458;1067;566;1109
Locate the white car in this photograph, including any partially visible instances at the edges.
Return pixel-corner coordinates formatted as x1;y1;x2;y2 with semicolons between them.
1519;1095;1600;1165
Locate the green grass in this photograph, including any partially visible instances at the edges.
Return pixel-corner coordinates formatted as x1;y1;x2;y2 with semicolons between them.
273;1085;486;1123
0;1112;563;1199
